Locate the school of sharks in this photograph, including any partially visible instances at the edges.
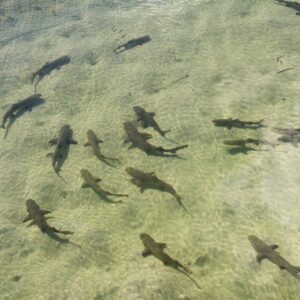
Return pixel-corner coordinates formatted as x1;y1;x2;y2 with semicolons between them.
1;0;300;293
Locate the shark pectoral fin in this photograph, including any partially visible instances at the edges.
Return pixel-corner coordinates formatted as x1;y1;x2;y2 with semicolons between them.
141;133;152;140
81;182;89;188
41;209;51;215
27;221;35;227
270;244;279;250
128;144;135;150
69;139;78;145
157;242;167;249
148;172;155;176
140;185;146;193
149;112;156;117
46;152;54;158
48;138;57;146
256;254;267;264
97;138;103;143
124;138;130;144
83;142;90;147
142;249;152;257
22;214;31;223
279;265;285;270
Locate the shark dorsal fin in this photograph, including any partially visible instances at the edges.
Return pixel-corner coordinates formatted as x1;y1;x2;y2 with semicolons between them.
270;244;279;250
256;254;267;264
93;176;101;183
157;242;167;249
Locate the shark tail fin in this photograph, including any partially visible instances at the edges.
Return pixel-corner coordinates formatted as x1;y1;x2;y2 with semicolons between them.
168;144;188;153
174;194;193;217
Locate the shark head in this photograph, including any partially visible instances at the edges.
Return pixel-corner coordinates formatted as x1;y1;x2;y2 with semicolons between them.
140;233;149;241
133;106;144;115
248;235;263;251
123;122;134;130
26;199;39;210
125;167;136;176
26;199;35;206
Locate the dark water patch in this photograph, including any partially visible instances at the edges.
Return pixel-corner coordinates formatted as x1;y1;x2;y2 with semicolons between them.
84;51;99;65
0;227;10;235
19;249;33;258
11;275;21;282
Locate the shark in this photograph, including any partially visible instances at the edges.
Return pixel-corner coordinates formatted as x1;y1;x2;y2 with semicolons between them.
140;233;192;274
47;124;78;173
31;55;71;91
114;35;151;54
84;129;119;163
272;127;300;147
23;199;73;235
124;122;188;155
223;138;277;148
80;169;128;202
272;127;300;136
248;235;300;275
276;0;300;16
133;106;170;137
126;167;191;216
1;94;43;129
212;118;264;129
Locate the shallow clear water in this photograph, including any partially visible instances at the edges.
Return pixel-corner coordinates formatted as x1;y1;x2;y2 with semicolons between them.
0;0;300;299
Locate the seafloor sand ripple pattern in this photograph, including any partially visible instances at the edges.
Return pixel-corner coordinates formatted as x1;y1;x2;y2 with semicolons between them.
1;0;300;299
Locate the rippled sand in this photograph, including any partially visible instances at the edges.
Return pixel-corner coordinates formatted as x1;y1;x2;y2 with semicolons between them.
0;0;300;299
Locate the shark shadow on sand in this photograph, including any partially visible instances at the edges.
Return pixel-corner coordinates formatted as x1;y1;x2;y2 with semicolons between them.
276;0;300;15
3;97;45;139
227;146;269;155
44;230;81;248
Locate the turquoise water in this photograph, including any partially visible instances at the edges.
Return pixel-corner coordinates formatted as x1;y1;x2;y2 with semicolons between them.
1;0;300;299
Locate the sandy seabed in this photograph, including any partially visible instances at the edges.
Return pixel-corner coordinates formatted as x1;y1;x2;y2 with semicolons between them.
0;0;300;299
